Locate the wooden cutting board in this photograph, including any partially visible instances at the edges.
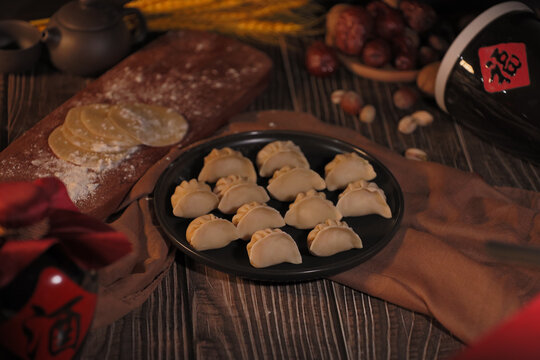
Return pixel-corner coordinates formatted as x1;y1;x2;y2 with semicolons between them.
0;30;272;220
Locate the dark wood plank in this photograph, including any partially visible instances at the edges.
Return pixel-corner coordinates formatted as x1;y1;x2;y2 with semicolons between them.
7;30;540;360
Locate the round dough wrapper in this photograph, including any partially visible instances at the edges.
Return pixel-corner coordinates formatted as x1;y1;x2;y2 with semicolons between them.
109;103;188;147
63;107;128;150
49;126;130;169
61;122;128;154
79;104;140;146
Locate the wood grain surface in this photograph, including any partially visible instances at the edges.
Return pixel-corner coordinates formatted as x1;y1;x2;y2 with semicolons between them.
2;32;539;359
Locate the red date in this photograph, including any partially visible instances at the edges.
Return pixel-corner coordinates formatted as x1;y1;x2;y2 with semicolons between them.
362;38;392;68
334;6;374;56
375;8;405;40
305;41;339;77
399;0;437;33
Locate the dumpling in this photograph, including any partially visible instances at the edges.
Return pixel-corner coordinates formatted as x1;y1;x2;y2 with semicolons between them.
186;214;239;250
336;180;392;218
256;140;309;177
198;147;257;183
170;179;219;218
247;228;302;268
307;219;363;257
266;166;326;202
214;175;270;214
324;152;377;191
232;202;286;240
284;190;342;229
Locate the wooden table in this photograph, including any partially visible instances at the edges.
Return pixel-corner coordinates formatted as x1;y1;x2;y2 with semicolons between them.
2;6;539;360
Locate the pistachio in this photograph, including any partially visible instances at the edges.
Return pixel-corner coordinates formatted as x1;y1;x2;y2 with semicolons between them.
359;104;376;123
331;89;346;104
398;115;417;134
405;148;428;161
411;110;434;126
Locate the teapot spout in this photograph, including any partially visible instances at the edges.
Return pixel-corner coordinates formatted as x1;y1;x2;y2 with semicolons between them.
41;28;60;46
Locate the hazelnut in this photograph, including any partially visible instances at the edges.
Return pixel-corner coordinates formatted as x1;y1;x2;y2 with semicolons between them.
404;147;428;161
331;89;346;104
359;104;376;123
411;110;434;126
362;38;392;68
416;61;440;96
305;41;339;77
393;86;418;109
334;6;374;56
340;91;363;115
398;115;417;134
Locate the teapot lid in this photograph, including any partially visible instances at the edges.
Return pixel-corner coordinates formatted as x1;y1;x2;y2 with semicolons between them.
54;0;121;31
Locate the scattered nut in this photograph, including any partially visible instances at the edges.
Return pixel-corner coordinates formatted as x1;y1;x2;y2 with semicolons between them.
411;110;434;126
393;86;418;109
398;115;417;134
331;90;346;104
340;91;363;115
405;147;428;161
416;61;440;97
360;104;376;123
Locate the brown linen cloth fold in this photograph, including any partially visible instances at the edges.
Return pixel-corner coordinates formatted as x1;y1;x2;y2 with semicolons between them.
95;110;540;344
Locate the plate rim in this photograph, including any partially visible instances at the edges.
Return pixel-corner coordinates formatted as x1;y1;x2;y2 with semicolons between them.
152;129;404;282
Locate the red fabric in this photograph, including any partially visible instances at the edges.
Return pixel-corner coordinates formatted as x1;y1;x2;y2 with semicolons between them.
0;177;132;288
453;294;540;360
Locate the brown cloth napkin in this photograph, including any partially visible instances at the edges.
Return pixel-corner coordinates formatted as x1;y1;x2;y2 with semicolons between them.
95;111;540;344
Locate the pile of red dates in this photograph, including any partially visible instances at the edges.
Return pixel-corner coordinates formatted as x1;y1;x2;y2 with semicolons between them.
306;0;452;76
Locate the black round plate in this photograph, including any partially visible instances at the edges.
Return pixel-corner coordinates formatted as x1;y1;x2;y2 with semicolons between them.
153;130;404;282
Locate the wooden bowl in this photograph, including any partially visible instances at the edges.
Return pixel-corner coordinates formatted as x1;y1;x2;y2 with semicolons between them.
337;53;419;83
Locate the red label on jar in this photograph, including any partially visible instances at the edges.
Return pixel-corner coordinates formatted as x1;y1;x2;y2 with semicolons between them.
0;267;96;360
478;42;530;93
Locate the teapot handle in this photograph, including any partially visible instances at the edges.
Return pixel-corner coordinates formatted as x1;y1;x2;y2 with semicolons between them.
122;7;147;45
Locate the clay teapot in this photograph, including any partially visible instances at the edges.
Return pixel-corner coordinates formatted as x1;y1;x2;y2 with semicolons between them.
42;0;146;76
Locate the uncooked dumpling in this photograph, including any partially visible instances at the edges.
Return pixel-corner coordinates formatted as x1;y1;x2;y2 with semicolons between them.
170;179;219;218
256;140;309;177
214;175;269;214
198;147;257;183
307;219;363;256
232;202;285;240
186;214;239;250
247;228;302;268
267;166;326;202
324;152;376;191
284;190;342;229
336;180;392;218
